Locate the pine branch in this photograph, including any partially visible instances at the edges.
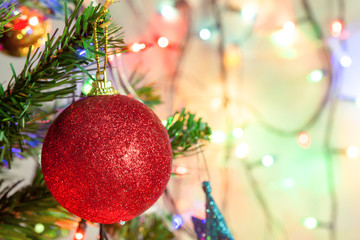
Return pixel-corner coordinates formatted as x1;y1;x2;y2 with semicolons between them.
105;213;174;240
0;1;19;38
0;168;77;240
18;0;77;17
0;0;125;168
166;109;212;157
129;71;161;108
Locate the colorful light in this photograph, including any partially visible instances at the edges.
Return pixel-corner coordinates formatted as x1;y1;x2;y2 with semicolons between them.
74;233;84;240
271;29;296;47
224;45;241;68
303;217;318;229
160;5;178;20
157;36;169;48
175;166;188;175
74;219;86;240
34;223;45;233
340;55;352;67
261;155;275;167
283;21;295;32
307;69;324;83
172;215;184;230
232;128;243;139
28;16;39;26
199;28;211;41
77;48;86;58
346;145;359;159
241;4;257;22
211;131;226;143
297;132;311;148
330;19;344;37
235;143;249;159
81;78;94;95
129;42;146;52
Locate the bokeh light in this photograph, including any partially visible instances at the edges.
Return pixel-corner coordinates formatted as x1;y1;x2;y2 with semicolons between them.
235;143;249;159
297;132;311;148
199;28;211;40
303;217;318;229
346;145;359;159
261;155;275;167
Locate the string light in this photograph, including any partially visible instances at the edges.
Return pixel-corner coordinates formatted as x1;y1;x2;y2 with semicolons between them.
129;42;147;52
73;219;86;240
82;78;94;95
235;143;249;159
172;215;184;230
77;48;87;58
232;128;243;139
261;155;275;167
297;132;311;148
241;4;257;22
330;19;344;37
224;45;241;68
340;55;352;67
34;223;45;233
346;145;359;159
271;29;296;47
160;5;178;20
157;36;169;48
303;217;318;229
283;21;295;32
211;131;226;143
28;16;39;26
74;233;84;240
307;69;324;83
199;28;211;41
174;166;188;175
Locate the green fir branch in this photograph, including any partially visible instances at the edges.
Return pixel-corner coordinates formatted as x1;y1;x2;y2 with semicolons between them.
108;213;174;240
166;109;212;158
129;71;161;108
18;0;77;17
0;168;77;240
0;0;125;168
0;2;19;38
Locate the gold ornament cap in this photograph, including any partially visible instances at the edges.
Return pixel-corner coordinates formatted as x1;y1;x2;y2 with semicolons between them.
88;72;119;96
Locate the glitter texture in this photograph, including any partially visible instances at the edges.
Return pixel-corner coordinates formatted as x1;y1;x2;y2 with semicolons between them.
191;182;234;240
41;95;173;224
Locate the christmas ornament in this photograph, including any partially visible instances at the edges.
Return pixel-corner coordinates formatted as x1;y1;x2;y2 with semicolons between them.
0;6;50;57
191;217;206;240
191;181;234;240
41;81;173;224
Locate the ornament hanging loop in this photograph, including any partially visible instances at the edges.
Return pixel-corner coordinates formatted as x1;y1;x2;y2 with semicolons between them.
88;0;118;96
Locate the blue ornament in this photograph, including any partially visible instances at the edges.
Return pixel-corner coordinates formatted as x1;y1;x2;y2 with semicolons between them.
192;181;234;240
192;217;206;240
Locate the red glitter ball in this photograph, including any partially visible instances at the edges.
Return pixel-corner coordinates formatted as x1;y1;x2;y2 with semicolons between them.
41;95;173;224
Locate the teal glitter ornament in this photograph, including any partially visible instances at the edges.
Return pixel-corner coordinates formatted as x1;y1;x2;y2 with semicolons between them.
192;181;234;240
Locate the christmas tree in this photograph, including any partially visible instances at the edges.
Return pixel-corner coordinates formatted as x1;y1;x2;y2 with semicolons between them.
1;0;359;239
0;0;213;239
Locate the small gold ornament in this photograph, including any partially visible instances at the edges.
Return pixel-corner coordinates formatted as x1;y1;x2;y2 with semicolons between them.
0;6;50;57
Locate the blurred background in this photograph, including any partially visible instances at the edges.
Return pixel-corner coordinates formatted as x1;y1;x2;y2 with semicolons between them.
2;0;360;239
